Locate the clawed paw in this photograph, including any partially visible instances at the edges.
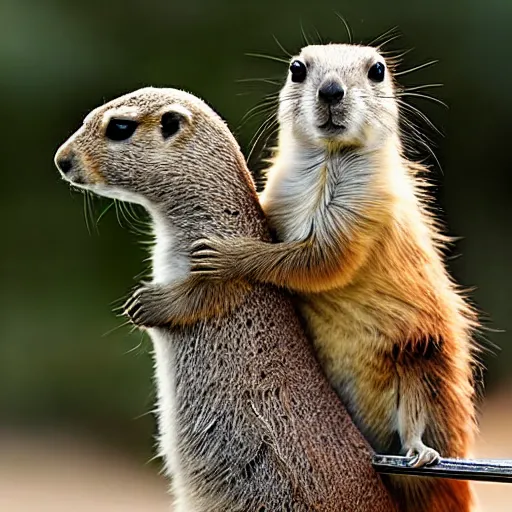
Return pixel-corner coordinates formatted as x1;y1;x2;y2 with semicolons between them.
123;285;168;328
190;237;232;277
405;444;441;468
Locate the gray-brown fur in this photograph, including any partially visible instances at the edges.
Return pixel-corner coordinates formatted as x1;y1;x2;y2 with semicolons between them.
54;87;395;511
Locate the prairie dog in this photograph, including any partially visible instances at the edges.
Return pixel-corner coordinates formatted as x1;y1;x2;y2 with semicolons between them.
129;45;480;511
54;87;395;511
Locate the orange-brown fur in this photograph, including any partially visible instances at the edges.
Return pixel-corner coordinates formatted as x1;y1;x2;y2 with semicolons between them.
119;46;480;511
185;149;479;512
183;45;480;511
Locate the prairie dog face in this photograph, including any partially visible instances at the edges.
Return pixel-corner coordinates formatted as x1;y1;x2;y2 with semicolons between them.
279;44;399;149
54;87;237;207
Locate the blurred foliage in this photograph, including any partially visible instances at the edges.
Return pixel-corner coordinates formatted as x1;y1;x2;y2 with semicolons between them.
0;0;510;458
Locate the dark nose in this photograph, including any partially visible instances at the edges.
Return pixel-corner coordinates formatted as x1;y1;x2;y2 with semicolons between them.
318;81;345;104
56;156;73;174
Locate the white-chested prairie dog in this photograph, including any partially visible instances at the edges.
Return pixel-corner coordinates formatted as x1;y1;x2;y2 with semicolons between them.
125;44;481;512
54;87;395;512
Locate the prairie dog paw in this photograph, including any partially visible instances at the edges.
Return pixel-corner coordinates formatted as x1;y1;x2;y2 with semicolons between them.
123;285;170;328
405;442;441;468
190;237;234;278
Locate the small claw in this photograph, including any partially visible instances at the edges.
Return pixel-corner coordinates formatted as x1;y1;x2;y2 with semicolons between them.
124;302;143;325
190;238;219;252
406;446;441;468
122;293;139;317
190;250;226;275
122;286;156;326
191;249;220;260
190;267;223;278
189;237;237;280
405;449;418;467
190;238;209;249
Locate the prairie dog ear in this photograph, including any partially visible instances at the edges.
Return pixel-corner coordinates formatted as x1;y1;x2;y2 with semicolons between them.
158;104;193;139
159;103;193;123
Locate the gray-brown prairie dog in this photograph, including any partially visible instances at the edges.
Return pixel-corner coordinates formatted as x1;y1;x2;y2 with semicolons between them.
127;43;480;512
54;87;395;512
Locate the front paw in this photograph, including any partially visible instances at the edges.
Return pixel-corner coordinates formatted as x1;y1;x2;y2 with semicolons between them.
190;237;235;279
123;285;170;328
405;442;441;468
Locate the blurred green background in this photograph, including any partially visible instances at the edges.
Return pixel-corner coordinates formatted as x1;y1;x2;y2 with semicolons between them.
0;0;511;509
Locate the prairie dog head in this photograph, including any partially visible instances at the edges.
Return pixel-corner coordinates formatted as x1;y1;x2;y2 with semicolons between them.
279;44;398;149
54;87;244;208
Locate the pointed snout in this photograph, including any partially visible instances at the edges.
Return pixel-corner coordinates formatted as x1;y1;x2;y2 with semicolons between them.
318;80;345;105
54;140;91;186
55;153;74;175
54;144;75;177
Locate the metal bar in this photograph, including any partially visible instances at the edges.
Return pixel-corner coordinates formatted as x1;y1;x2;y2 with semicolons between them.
373;454;512;483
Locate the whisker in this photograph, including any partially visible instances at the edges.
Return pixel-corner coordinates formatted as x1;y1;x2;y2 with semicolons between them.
376;33;403;50
120;201;133;228
102;320;132;337
124;333;147;355
368;26;400;47
110;295;128;307
272;35;292;57
239;100;279;127
360;89;443;171
248;114;279;163
403;83;443;92
96;201;114;225
238;91;298;131
335;13;353;44
83;193;92;235
240;107;276;126
134;407;159;421
91;194;100;234
361;92;443;137
126;202;143;222
245;52;289;65
118;201;146;234
244;93;280;109
300;22;311;46
398;117;442;171
313;25;324;45
397;91;447;108
395;60;438;77
396;98;443;136
239;110;276;131
236;77;282;86
120;200;142;226
249;121;279;160
381;47;414;59
113;200;124;228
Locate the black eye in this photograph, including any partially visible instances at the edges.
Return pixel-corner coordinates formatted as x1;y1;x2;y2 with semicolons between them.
105;119;138;141
289;60;307;83
161;112;181;139
368;62;386;82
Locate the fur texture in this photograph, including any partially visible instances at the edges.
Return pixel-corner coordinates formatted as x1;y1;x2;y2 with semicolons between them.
137;45;480;511
54;87;395;511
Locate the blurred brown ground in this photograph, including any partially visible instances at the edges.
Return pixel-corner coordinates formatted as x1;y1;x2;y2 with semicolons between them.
1;389;510;511
473;388;512;511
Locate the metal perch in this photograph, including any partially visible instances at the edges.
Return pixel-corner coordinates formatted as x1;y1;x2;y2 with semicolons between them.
373;454;512;483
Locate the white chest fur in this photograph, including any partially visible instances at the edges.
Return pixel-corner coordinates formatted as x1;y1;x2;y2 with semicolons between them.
261;147;326;241
146;209;199;510
150;211;190;285
261;141;377;243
